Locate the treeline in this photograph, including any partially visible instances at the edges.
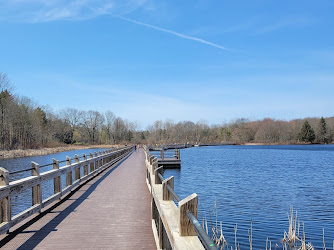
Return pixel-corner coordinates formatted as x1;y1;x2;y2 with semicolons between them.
145;117;334;145
1;72;333;150
0;73;139;149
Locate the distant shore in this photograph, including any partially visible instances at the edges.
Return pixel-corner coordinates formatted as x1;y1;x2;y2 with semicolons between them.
0;144;122;160
243;142;332;146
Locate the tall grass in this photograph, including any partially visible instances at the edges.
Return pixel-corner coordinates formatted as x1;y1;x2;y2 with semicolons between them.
199;204;332;250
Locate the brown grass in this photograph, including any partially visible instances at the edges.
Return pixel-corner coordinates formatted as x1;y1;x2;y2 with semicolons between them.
0;144;125;159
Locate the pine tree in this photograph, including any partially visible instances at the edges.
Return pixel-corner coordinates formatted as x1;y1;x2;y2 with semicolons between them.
298;120;315;143
317;117;328;143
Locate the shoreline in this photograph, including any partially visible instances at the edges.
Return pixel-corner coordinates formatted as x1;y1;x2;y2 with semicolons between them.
0;144;123;160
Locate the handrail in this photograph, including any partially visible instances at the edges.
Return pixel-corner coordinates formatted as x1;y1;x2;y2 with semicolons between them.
0;146;134;235
144;145;217;250
166;184;181;202
187;210;217;250
160;171;215;250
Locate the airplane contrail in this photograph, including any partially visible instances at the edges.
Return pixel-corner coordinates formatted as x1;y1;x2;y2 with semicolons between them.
115;15;231;51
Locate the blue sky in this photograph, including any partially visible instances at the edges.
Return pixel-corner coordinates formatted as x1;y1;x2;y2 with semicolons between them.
0;0;333;128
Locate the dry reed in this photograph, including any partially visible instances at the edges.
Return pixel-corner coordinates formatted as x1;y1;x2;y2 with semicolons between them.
200;203;332;250
0;144;121;159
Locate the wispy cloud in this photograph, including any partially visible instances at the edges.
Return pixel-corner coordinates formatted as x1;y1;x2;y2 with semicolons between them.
114;15;231;51
0;0;148;22
0;0;230;51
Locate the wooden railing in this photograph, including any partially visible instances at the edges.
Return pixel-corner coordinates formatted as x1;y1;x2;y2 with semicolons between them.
157;149;180;160
143;146;216;250
148;143;192;150
0;146;134;235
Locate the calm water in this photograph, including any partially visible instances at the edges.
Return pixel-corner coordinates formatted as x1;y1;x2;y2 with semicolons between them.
163;145;334;249
0;148;109;216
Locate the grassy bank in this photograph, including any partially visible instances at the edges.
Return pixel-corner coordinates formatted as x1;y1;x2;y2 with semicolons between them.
0;144;123;159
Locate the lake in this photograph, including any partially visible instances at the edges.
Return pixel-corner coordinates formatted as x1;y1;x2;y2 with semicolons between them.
163;145;334;249
0;148;109;216
1;145;333;248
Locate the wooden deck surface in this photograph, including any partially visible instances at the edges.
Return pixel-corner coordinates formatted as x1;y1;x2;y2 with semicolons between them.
0;149;156;249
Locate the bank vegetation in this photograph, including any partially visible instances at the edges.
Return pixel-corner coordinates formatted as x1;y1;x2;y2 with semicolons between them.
1;73;333;152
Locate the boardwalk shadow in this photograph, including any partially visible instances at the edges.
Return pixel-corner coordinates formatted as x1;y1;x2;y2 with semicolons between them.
0;153;132;249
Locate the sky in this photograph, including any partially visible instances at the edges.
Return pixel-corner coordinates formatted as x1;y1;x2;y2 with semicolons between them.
0;0;333;128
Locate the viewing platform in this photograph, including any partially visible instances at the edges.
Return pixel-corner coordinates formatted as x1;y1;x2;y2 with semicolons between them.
149;148;181;169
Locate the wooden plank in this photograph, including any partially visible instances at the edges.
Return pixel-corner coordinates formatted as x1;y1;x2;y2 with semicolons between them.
53;159;61;194
178;193;198;237
31;162;42;208
0;147;155;250
154;166;163;185
0;147;133;238
66;156;73;187
83;154;88;176
75;155;81;181
162;176;174;201
9;204;41;231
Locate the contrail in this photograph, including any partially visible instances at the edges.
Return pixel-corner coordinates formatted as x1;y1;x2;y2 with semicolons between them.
116;15;230;51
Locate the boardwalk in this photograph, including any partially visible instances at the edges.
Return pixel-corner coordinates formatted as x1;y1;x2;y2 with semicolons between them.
0;149;155;249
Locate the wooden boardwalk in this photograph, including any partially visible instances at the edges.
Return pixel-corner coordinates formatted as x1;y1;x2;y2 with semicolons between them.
0;149;155;249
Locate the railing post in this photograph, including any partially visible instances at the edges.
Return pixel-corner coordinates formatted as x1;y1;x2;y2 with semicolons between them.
0;167;11;227
162;176;174;200
83;154;88;176
152;158;158;173
179;193;198;236
31;162;42;211
175;149;180;159
99;151;102;168
75;154;80;181
94;152;98;170
90;153;94;172
154;166;163;184
158;216;163;248
52;158;61;194
66;156;73;187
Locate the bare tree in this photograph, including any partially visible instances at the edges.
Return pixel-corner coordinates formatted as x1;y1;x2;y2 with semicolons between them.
80;110;105;144
104;110;116;143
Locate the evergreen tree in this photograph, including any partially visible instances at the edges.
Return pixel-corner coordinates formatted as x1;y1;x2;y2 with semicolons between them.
317;117;328;143
298;120;315;143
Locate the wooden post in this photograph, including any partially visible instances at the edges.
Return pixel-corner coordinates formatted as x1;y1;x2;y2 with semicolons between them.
83;154;88;176
158;217;163;248
0;167;11;225
152;158;158;173
162;176;174;201
179;193;198;236
31;162;42;209
89;153;94;172
66;156;73;187
75;154;80;181
52;159;61;194
175;149;180;159
154;166;163;184
99;151;102;168
94;152;98;170
160;149;164;160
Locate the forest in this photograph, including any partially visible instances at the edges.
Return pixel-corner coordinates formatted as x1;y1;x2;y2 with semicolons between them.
0;72;333;150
